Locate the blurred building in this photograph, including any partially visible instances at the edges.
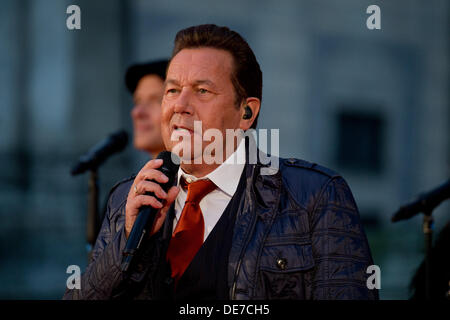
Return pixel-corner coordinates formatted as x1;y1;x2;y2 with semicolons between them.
0;0;448;299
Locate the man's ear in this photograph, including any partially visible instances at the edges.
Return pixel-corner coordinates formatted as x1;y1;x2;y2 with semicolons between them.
239;97;260;131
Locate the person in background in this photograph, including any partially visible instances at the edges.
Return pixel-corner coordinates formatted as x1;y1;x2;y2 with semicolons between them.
95;60;170;241
125;59;169;158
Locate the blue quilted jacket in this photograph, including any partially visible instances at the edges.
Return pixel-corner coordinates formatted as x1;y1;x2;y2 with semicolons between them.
63;157;379;300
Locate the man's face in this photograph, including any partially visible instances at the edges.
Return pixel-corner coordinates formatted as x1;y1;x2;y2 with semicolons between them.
131;74;165;153
161;47;242;163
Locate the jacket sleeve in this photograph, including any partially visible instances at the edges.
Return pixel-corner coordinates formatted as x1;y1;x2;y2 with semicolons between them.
309;176;379;300
62;186;129;300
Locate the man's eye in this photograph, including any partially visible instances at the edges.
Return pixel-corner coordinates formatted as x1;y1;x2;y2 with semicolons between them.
198;88;208;94
166;88;178;94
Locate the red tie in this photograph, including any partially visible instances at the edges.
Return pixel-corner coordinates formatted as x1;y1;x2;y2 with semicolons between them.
166;177;217;286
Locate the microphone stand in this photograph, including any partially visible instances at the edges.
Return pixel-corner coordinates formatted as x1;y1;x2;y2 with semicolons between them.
86;169;100;262
422;209;433;300
392;179;450;299
70;130;128;263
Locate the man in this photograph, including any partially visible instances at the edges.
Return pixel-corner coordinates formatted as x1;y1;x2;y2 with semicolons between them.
125;59;168;158
64;24;378;300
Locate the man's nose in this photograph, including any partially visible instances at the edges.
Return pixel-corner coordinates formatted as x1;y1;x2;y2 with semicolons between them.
173;88;193;114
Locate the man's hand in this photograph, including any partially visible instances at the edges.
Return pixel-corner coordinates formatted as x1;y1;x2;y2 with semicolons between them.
125;158;180;238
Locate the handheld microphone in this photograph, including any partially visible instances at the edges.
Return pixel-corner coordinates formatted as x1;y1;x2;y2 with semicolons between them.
71;130;128;175
121;151;179;272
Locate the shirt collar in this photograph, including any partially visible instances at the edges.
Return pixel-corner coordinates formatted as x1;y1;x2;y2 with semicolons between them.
176;139;246;197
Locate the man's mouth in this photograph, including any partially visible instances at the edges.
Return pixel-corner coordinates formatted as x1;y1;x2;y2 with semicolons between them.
173;125;194;134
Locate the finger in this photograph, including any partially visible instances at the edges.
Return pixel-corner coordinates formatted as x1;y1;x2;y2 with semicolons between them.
134;159;163;182
136;180;168;199
167;186;180;202
134;194;164;209
137;168;169;185
141;158;163;171
150;208;169;236
149;187;180;236
162;186;180;207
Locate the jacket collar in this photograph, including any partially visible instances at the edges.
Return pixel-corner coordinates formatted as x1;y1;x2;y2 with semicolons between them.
243;134;282;220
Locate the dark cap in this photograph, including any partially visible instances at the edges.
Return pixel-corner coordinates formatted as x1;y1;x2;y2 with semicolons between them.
125;59;169;93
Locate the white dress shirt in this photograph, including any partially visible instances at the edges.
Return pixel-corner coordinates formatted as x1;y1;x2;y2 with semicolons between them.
173;140;246;242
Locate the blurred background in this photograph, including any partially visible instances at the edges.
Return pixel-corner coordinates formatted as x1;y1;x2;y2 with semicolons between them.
0;0;448;299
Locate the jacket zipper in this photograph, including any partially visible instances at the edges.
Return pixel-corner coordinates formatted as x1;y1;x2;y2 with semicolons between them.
230;190;258;300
